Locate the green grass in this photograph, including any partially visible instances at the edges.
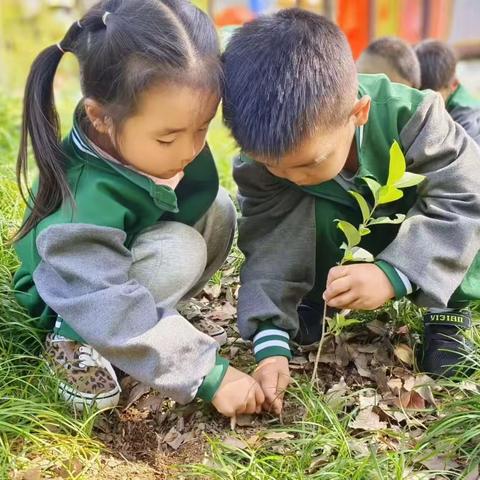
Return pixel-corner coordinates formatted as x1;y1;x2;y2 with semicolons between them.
0;94;105;478
187;362;480;479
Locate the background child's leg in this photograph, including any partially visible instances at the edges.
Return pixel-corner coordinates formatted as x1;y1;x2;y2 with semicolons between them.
184;187;236;300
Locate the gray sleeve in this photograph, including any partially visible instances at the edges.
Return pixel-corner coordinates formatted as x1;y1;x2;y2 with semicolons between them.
377;93;480;307
33;224;218;405
450;105;480;146
233;157;316;340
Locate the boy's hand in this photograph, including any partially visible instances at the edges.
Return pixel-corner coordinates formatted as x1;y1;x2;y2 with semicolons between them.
212;366;264;418
253;356;291;415
324;264;394;310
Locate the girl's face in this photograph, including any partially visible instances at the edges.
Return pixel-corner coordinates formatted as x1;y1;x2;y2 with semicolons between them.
88;84;219;179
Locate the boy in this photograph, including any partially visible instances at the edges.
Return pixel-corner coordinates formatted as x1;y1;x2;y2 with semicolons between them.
357;36;421;88
222;9;480;414
415;39;480;145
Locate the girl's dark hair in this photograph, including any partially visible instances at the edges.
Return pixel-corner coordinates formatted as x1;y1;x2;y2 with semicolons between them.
16;0;221;240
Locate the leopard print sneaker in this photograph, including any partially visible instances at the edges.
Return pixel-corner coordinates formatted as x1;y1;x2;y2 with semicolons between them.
191;318;228;346
45;333;121;411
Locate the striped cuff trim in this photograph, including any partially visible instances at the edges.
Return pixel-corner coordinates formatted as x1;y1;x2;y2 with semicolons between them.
253;329;289;343
255;345;292;362
253;327;291;362
254;339;290;354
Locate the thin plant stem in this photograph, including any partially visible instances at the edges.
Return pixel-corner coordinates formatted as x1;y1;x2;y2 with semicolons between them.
311;300;328;385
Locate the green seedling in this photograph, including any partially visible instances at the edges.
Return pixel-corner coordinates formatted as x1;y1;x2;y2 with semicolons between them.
311;141;425;383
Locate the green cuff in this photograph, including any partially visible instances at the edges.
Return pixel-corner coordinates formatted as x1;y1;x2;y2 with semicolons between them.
196;355;230;402
253;321;292;363
55;316;86;343
375;260;407;299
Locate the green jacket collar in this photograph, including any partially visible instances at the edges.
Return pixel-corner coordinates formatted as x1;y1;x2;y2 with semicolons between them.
446;83;480;111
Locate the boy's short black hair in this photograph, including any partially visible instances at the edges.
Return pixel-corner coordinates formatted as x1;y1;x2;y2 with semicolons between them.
414;39;457;91
222;8;357;158
358;36;421;88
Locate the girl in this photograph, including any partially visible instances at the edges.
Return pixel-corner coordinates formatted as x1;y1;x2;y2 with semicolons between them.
14;0;264;417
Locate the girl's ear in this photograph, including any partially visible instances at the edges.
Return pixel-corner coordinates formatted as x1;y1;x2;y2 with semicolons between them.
351;95;371;127
84;98;111;134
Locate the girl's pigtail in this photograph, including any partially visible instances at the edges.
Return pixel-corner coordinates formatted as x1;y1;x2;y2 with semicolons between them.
15;21;82;240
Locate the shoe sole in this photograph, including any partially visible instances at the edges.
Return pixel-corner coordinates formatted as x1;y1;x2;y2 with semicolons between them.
210;330;227;347
59;379;121;411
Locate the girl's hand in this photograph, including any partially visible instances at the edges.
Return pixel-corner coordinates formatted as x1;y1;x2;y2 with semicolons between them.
253;356;291;415
324;264;395;310
211;366;264;418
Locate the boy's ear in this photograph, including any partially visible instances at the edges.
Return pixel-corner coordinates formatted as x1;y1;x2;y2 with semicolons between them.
351;95;371;127
450;77;460;94
84;98;111;134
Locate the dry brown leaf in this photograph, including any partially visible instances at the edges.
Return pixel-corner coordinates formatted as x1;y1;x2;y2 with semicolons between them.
21;469;42;480
403;376;415;392
387;378;403;394
348;439;370;456
334;339;351;367
392;366;412;379
395;390;425;410
246;434;260;447
225;286;235;304
354;354;373;378
326;377;349;408
208;302;236;321
291;356;309;365
223;436;249;450
372;367;390;394
307;455;329;474
235;414;255;427
358;392;377;410
413;374;437;406
137;393;164;412
164;428;185;450
228;346;240;359
366;319;388;336
125;382;151;409
309;351;335;364
393;344;414;366
396;325;409;335
420;454;460;471
356;344;378;354
203;284;221;299
464;464;479;480
264;431;294;441
349;407;387;431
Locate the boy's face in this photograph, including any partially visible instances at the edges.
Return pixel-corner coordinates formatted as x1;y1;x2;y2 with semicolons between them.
254;96;371;186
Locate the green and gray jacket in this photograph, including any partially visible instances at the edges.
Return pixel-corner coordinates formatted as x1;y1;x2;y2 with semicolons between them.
14;111;228;404
446;83;480;145
234;74;480;362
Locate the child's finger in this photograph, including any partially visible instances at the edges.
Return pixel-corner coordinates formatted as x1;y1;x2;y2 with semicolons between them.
254;382;265;408
326;291;359;309
242;394;258;415
323;276;351;301
272;372;290;415
326;265;350;286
